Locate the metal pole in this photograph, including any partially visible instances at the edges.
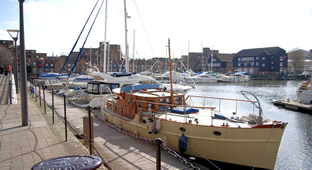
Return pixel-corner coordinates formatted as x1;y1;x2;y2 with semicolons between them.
52;89;55;124
39;85;41;107
88;106;93;155
35;86;37;102
155;138;163;170
43;86;46;114
64;94;67;141
19;0;28;126
14;38;18;94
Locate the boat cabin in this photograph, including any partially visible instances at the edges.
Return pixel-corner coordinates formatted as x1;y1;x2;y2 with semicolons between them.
107;84;186;120
86;81;120;95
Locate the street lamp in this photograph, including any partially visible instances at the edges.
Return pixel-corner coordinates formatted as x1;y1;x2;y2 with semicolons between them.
7;29;20;94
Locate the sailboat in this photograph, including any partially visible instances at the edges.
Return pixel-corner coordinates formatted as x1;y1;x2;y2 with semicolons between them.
100;39;287;169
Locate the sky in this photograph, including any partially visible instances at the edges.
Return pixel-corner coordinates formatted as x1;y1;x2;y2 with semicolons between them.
0;0;312;59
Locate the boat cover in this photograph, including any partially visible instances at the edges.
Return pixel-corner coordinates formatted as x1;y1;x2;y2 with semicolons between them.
121;84;160;92
171;107;199;114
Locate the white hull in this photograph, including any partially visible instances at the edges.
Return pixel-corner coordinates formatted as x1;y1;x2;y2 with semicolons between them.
297;89;312;104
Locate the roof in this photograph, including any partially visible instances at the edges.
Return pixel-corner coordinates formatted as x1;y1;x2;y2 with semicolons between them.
218;53;235;62
235;47;283;57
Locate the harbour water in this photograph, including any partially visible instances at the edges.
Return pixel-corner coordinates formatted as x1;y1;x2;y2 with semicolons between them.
186;80;312;170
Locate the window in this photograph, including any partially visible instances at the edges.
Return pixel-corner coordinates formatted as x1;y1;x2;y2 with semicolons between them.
280;62;283;67
51;64;54;66
256;62;259;66
262;64;265;67
256;57;259;60
238;58;241;61
244;63;247;66
33;62;36;66
238;63;241;66
251;63;254;67
262;57;265;60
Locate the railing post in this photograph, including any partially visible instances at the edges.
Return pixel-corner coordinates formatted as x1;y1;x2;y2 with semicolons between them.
39;85;41;107
88;106;93;155
236;100;238;114
43;86;46;114
155;138;163;170
64;94;67;142
9;76;12;104
52;88;54;124
35;85;37;102
219;99;221;112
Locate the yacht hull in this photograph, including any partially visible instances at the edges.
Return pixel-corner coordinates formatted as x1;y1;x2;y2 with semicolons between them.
102;110;287;170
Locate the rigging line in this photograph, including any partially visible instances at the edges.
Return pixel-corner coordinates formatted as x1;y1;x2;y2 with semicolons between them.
133;0;155;56
58;0;100;76
69;0;105;76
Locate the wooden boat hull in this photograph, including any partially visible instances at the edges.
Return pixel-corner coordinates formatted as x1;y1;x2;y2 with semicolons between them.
102;110;287;169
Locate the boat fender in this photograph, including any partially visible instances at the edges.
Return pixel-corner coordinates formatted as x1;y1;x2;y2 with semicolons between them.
153;123;158;134
147;118;153;134
156;119;161;131
179;134;188;153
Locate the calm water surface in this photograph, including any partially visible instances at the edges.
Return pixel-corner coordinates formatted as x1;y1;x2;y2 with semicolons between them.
186;80;312;170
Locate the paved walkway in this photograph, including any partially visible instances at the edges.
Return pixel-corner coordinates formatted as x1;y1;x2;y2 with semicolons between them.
0;92;102;169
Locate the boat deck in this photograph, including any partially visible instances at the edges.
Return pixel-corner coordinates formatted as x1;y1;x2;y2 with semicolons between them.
156;109;255;128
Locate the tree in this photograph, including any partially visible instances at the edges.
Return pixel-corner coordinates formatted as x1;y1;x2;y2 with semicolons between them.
0;45;13;68
288;48;305;74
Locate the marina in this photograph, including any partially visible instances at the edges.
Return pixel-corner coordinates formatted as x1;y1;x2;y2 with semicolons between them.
2;73;312;169
1;1;312;170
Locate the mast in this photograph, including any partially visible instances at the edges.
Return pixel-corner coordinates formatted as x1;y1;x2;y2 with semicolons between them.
124;0;129;72
168;39;174;105
132;30;135;72
201;42;203;71
187;40;190;70
211;45;213;72
103;0;108;72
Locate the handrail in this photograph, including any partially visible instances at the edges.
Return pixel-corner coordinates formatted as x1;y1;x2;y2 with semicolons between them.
135;100;216;110
184;95;257;103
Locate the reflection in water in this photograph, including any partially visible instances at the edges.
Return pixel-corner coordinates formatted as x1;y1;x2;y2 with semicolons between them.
186;80;312;170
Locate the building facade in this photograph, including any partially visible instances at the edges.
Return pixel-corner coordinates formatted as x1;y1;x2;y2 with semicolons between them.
233;47;288;75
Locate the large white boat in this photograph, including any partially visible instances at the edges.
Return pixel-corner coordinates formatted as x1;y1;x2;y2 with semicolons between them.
297;79;312;104
68;73;192;108
155;71;185;84
219;72;250;82
100;84;287;169
185;71;219;83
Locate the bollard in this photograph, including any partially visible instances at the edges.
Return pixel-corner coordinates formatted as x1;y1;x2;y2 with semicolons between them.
43;86;46;114
155;138;163;170
39;85;41;107
52;88;54;124
64;94;67;142
88;106;93;155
